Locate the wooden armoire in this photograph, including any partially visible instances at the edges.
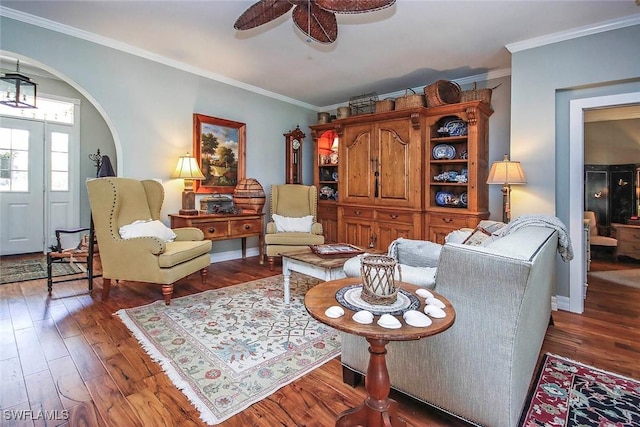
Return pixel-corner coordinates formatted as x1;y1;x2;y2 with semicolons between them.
311;100;492;250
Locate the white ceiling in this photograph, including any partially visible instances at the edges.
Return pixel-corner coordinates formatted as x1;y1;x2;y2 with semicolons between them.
1;0;640;109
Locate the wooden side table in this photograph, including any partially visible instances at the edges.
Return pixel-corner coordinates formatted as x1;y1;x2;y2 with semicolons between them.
305;278;455;427
169;213;264;263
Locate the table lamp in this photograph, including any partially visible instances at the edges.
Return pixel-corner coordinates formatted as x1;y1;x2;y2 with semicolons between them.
172;153;205;215
487;154;526;223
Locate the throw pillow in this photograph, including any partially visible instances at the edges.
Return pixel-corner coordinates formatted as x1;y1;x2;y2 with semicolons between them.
119;219;177;242
445;229;472;244
388;238;442;268
272;214;313;232
461;226;492;246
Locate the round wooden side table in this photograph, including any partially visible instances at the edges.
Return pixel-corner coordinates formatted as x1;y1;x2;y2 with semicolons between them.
304;277;455;427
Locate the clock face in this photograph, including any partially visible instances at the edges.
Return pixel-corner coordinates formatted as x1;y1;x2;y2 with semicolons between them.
292;139;301;150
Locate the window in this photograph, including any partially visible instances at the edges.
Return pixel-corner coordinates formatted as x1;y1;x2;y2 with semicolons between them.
0;97;75;124
50;132;69;191
0;127;29;191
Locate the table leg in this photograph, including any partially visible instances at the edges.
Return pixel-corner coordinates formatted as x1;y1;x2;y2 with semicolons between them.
241;237;247;259
282;257;291;304
336;338;406;427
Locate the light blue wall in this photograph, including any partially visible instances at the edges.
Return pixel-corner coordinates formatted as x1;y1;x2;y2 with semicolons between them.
1;16;317;256
510;24;640;298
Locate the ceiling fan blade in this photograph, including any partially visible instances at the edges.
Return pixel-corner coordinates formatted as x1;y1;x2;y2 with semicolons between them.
234;0;295;30
292;3;338;44
315;0;395;14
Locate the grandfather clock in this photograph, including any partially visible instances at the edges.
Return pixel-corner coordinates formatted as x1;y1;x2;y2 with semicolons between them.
284;126;305;184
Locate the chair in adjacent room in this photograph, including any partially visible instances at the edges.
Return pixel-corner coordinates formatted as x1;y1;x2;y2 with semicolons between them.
265;184;325;270
584;211;618;260
86;177;212;304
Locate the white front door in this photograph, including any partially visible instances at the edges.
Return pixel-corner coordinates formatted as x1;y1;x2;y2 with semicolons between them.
0;117;45;255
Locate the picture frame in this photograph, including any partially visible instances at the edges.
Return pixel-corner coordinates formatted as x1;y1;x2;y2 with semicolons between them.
193;113;246;194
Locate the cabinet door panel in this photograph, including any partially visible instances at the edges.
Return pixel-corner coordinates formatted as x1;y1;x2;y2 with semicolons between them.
342;125;373;204
378;126;410;201
343;219;373;248
376;222;413;251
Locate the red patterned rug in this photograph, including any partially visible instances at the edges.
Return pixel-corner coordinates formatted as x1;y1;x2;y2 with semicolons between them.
520;353;640;426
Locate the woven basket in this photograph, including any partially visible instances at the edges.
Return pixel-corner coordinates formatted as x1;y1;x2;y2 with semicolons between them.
424;80;461;107
360;255;398;305
460;82;500;104
375;98;395;113
394;89;425;110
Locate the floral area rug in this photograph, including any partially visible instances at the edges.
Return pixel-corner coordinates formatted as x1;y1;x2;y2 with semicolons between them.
520;353;640;426
0;256;83;284
115;273;341;425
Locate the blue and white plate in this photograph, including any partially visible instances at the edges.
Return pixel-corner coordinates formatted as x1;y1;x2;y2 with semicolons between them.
460;192;468;206
443;118;468;136
436;191;454;206
433;144;456;160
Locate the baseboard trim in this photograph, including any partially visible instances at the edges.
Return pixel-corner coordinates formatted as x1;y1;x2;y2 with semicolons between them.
209;247;261;263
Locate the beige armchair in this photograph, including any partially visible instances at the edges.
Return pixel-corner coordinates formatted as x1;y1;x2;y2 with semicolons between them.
265;184;325;270
87;177;212;304
584;211;617;260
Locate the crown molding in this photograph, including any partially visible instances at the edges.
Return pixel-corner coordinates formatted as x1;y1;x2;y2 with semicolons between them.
506;13;640;53
0;7;317;111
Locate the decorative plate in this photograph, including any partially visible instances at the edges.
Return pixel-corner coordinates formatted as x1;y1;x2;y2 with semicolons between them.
435;191;454;206
332;171;338;181
460;192;468;206
335;285;420;316
442;118;468;136
432;144;456;160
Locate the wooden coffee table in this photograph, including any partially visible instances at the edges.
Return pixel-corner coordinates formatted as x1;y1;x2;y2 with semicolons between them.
304;277;456;427
280;248;354;304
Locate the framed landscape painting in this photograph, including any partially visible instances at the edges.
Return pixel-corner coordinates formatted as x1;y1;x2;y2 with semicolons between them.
193;114;246;194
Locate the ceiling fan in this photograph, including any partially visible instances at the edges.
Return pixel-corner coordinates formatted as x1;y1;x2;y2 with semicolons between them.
234;0;396;44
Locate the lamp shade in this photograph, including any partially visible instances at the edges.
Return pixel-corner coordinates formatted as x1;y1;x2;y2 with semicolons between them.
487;154;526;185
171;154;205;180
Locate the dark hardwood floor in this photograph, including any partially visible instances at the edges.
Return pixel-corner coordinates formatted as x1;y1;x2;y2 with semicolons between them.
0;252;638;426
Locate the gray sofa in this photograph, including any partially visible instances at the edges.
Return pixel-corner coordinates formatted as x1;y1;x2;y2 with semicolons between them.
340;225;560;427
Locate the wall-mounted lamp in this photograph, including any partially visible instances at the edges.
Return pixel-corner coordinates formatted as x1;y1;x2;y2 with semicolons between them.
0;60;37;109
171;153;205;216
487;154;526;223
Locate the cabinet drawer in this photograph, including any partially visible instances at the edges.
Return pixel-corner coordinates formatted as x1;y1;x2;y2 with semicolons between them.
318;204;338;219
616;229;640;243
617;241;640;256
341;206;374;219
376;210;414;224
427;213;471;229
196;223;228;239
230;219;262;235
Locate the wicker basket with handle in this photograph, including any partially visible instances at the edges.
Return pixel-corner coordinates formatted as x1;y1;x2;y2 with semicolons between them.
394;89;425;110
460;82;501;105
424;80;461;107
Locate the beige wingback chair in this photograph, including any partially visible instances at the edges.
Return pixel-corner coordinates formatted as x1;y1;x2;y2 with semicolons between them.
87;177;212;304
584;211;617;260
265;184;325;270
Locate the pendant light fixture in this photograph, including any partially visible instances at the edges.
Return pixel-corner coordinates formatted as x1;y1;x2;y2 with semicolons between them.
0;60;37;109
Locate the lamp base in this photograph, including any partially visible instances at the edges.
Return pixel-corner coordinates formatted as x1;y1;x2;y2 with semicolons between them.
179;208;199;216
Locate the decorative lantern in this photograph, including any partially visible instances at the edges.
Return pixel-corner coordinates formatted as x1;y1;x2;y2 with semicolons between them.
360;255;399;305
0;60;37;109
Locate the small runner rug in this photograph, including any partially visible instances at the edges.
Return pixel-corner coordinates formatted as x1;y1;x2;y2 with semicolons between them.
588;269;640;289
520;353;640;426
0;256;83;284
115;273;341;425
